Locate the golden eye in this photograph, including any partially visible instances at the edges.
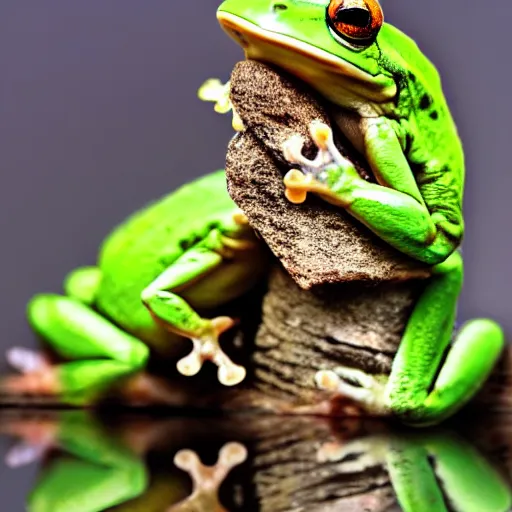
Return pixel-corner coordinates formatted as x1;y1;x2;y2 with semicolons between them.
327;0;383;46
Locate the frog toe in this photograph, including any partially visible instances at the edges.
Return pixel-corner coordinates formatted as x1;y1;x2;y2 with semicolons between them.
308;120;333;151
5;441;49;468
6;347;50;374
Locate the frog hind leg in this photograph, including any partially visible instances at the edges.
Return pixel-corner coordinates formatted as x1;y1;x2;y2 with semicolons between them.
316;252;505;427
4;292;149;405
282;120;462;266
141;233;251;387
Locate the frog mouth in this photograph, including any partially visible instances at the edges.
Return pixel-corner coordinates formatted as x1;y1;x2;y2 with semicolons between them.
217;11;396;104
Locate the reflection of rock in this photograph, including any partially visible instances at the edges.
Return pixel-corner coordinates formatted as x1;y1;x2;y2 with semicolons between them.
248;417;396;512
226;60;431;289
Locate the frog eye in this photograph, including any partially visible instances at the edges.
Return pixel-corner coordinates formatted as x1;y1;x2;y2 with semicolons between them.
327;0;383;47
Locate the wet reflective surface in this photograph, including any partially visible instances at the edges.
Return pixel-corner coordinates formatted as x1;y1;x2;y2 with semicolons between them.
0;410;510;511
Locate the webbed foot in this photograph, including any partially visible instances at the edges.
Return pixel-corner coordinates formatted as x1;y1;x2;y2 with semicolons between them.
177;316;246;387
283;120;356;205
315;366;390;417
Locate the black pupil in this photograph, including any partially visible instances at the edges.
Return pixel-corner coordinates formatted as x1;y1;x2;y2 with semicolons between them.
335;8;371;28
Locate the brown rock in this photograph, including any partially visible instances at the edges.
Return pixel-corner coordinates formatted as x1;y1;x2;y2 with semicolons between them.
226;60;431;289
252;266;422;406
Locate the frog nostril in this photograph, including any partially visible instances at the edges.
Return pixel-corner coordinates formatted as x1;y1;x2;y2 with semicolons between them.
335;7;371;28
272;3;288;12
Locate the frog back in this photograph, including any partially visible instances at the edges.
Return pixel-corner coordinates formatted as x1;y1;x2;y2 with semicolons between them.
95;170;235;341
379;24;465;214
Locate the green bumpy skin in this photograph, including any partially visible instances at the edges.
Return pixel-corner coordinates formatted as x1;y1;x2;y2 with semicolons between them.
216;0;506;426
7;171;267;404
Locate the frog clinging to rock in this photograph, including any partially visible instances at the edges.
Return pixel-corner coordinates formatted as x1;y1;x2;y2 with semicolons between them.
4;171;268;404
211;0;506;426
5;0;505;427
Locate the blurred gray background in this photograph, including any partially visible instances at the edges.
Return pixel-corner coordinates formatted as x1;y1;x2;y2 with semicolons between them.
0;0;511;508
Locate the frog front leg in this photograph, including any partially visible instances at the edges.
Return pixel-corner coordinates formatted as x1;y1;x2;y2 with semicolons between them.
317;252;505;426
283;120;462;265
141;230;251;387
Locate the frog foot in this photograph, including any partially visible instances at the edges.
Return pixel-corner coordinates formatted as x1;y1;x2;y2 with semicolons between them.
282;120;353;204
177;317;247;387
315;366;390;417
198;78;245;132
198;78;232;113
171;442;247;512
1;347;58;396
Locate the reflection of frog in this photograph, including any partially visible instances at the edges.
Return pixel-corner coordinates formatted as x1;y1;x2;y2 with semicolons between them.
2;412;247;512
4;171;268;404
318;429;512;512
210;0;505;426
4;412;148;512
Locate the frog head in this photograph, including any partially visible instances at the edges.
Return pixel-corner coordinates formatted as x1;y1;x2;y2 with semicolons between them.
217;0;398;113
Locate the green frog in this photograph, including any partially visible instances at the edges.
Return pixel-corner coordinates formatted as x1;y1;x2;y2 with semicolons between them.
4;171;267;404
209;0;505;426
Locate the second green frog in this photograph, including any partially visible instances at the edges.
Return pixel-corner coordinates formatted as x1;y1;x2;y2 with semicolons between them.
212;0;505;426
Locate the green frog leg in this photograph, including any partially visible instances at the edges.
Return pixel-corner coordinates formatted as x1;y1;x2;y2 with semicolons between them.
316;252;505;426
4;268;149;405
141;230;251;387
322;435;448;512
388;433;511;512
27;412;147;512
317;431;511;512
416;432;512;512
283;120;461;265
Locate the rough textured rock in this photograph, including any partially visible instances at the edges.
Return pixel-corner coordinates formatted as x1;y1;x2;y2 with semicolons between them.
227;60;431;289
252;266;422;406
